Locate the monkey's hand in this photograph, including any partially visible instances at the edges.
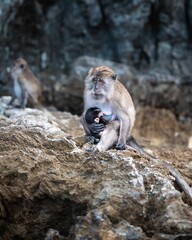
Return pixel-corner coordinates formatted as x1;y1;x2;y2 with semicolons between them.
89;123;105;135
86;136;100;144
115;143;126;150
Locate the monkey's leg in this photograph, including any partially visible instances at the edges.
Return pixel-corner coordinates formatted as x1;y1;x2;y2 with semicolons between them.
8;86;18;106
8;94;16;106
21;90;28;109
116;114;131;150
80;115;92;136
96;121;119;151
29;93;39;108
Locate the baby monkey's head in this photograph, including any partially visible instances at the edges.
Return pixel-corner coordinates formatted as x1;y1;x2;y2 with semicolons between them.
85;107;104;124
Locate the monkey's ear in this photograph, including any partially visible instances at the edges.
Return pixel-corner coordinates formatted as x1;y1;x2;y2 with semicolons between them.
111;73;117;80
88;68;93;76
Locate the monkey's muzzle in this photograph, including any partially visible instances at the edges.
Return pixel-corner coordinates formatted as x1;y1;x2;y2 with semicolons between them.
93;93;103;99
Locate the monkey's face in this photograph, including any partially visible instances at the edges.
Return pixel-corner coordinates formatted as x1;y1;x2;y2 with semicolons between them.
91;76;106;98
10;58;27;78
86;66;117;100
93;108;103;123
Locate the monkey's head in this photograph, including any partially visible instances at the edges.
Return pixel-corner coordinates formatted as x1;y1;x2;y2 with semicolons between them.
85;107;103;124
85;66;117;100
10;58;28;78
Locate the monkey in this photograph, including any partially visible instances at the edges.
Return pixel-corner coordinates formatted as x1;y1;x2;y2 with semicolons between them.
7;58;42;108
81;65;135;150
85;107;108;126
85;107;114;141
81;66;148;153
85;107;122;150
81;66;192;201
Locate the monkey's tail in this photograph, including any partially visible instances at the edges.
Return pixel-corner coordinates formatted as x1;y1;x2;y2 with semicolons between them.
162;160;192;200
127;136;192;201
127;135;155;159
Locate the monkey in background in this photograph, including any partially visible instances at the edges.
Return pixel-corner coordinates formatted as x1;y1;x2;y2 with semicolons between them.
81;66;192;201
7;58;42;108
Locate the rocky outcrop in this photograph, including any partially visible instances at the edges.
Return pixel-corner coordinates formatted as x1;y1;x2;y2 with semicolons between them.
0;98;192;239
0;1;192;118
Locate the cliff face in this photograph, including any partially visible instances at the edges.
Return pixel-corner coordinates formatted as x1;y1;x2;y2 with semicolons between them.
0;0;192;117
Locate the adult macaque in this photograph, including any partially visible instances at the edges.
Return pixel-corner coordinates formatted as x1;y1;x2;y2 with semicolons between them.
7;58;42;108
81;65;135;150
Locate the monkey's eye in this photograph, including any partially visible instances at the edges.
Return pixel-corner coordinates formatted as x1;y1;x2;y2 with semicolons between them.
20;64;24;69
98;79;103;83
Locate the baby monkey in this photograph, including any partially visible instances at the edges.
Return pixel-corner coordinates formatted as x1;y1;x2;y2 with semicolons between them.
85;107;113;142
7;58;42;108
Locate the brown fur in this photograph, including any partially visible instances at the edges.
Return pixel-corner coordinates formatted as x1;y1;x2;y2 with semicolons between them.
8;58;42;108
82;65;135;150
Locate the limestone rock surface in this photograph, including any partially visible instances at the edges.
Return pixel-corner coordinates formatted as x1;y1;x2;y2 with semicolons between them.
0;98;192;239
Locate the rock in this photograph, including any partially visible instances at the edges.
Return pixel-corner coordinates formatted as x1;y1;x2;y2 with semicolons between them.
134;106;191;146
0;102;192;239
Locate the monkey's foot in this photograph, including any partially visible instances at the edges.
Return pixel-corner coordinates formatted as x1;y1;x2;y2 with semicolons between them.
115;143;126;150
85;136;99;144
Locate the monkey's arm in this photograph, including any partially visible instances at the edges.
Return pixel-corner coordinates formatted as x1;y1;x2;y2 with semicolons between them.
80;114;105;144
81;114;105;135
97;120;120;151
80;114;92;136
20;83;28;109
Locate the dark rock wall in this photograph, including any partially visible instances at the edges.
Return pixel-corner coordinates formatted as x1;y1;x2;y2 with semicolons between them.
0;0;192;117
